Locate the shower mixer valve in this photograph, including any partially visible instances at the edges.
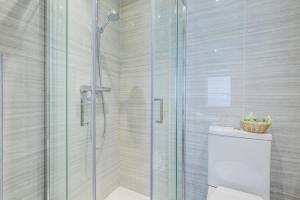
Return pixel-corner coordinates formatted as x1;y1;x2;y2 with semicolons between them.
80;85;111;126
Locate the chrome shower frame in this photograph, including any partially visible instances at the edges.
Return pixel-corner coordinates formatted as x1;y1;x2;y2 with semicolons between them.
91;1;98;200
0;52;3;200
181;1;187;200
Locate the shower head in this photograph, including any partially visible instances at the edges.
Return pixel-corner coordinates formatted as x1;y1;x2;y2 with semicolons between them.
107;10;120;22
98;10;120;34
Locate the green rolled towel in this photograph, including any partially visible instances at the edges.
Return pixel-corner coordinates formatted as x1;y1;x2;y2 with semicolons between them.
241;113;272;125
264;115;272;125
241;113;257;122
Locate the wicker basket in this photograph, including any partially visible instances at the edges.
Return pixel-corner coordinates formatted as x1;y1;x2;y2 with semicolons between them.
240;120;271;134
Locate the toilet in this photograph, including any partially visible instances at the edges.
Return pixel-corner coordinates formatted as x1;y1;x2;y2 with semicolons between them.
207;126;272;200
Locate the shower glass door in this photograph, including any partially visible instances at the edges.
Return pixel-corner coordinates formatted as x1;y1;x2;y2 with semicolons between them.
151;0;185;200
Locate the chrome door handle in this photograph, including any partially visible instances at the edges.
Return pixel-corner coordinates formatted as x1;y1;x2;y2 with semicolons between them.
154;98;163;124
80;94;89;127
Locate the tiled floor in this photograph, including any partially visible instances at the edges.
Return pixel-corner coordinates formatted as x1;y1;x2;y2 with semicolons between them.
104;187;150;200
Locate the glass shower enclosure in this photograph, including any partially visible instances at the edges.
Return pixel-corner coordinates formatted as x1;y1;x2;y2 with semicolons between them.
0;0;186;199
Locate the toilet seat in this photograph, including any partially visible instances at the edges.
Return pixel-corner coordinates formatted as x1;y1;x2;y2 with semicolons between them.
207;186;263;200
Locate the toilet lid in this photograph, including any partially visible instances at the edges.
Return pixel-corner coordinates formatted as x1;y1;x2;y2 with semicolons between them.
208;187;263;200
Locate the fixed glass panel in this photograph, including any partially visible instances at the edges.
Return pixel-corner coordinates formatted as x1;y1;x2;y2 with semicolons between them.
95;1;122;199
0;1;46;199
67;0;94;199
48;0;95;199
